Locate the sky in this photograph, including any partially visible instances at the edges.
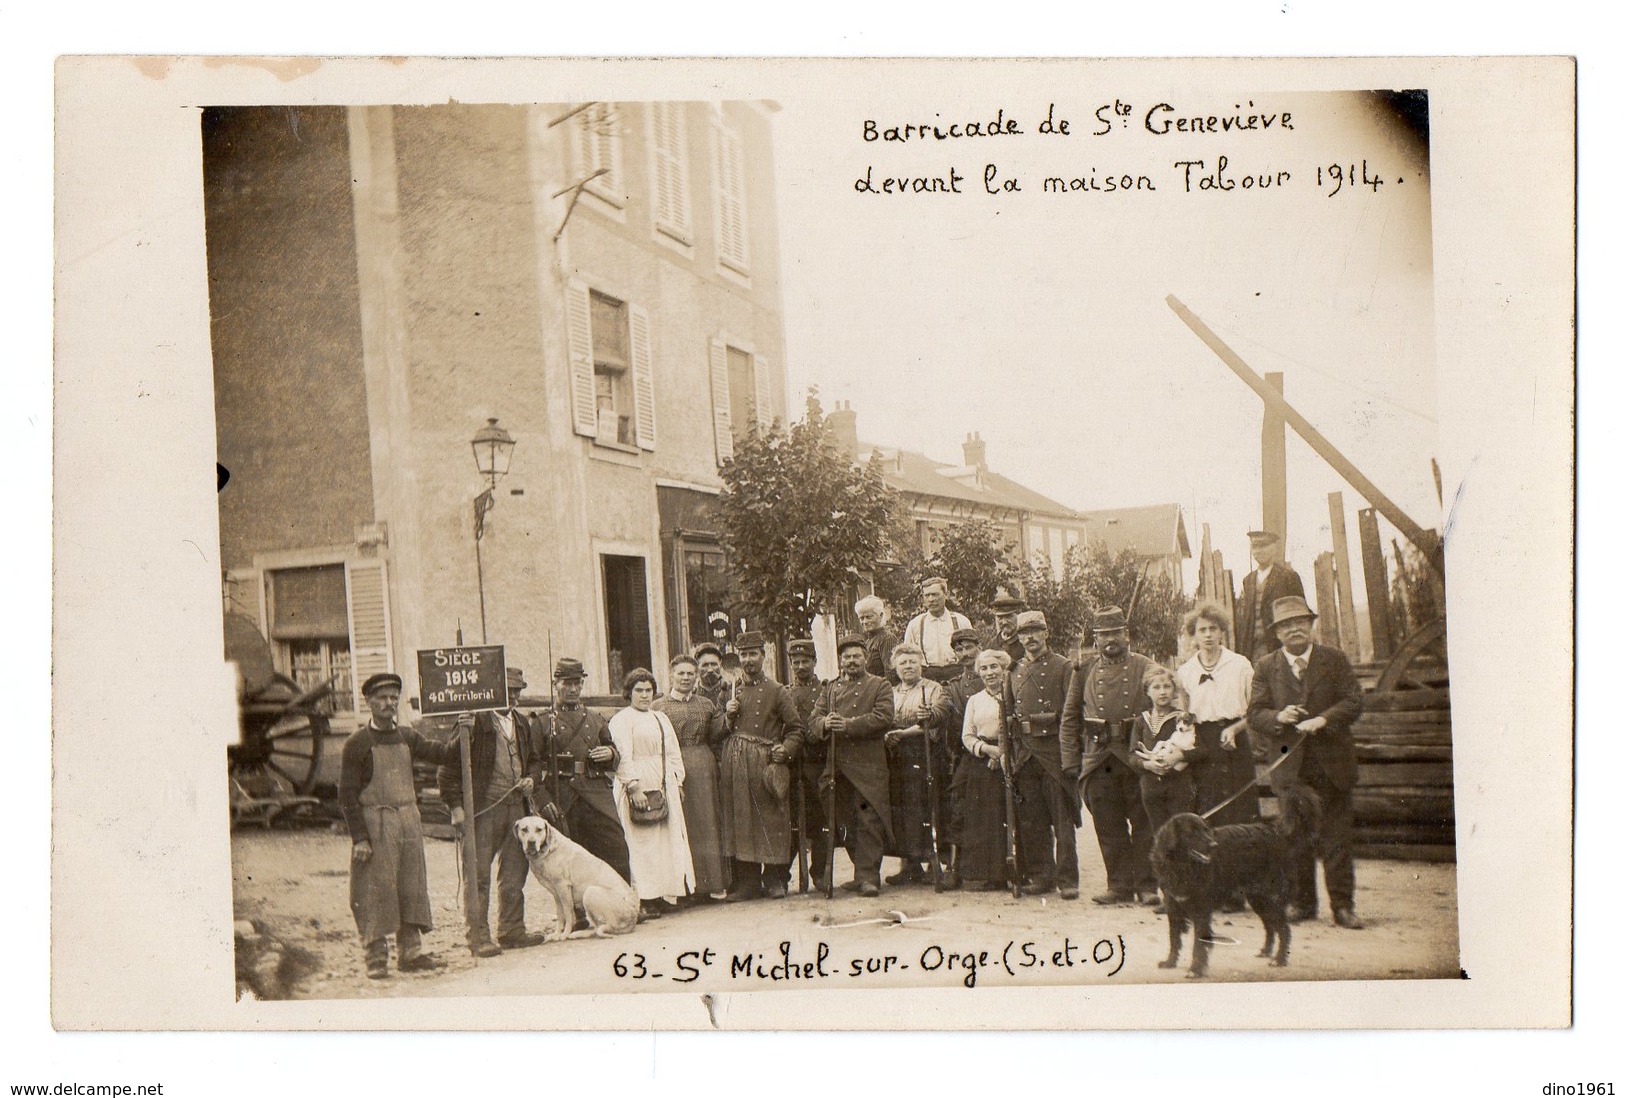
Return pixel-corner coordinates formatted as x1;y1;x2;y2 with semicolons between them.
770;78;1439;612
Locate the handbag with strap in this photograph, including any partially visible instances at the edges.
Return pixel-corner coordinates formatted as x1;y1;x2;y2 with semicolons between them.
628;712;671;826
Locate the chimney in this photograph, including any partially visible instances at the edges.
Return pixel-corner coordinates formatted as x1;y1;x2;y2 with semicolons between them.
828;400;858;459
963;431;987;469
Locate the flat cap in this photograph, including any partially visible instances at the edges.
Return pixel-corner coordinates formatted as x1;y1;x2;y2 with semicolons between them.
361;672;402;697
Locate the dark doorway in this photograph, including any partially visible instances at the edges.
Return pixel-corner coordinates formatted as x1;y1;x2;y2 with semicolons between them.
602;554;653;686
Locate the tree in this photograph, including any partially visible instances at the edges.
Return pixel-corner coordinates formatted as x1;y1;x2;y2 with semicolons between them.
925;518;1023;624
716;392;899;644
1019;543;1190;661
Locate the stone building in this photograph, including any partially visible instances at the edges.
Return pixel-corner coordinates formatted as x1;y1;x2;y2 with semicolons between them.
208;101;787;715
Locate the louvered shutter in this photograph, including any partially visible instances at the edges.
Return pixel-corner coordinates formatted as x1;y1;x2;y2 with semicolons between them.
753;355;773;431
629;304;656;451
709;337;733;463
716;124;749;272
651;103;691;240
344;558;393;713
564;279;598;437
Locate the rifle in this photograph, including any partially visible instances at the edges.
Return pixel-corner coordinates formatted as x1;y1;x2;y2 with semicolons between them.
796;754;810;894
996;678;1022;899
823;680;838;900
917;681;943;892
547;630;561;811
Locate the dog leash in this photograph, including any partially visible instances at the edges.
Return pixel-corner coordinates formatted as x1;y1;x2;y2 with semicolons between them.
1199;731;1306;821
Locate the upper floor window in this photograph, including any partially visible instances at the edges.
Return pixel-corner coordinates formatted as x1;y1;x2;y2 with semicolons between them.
649;102;692;244
566;279;656;451
708;338;772;463
573;102;627;207
713;118;749;274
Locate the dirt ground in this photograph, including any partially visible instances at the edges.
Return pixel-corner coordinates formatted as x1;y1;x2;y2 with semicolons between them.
232;822;1460;1001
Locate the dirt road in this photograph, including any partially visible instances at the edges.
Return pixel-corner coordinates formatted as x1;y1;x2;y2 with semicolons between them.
232;825;1459;1001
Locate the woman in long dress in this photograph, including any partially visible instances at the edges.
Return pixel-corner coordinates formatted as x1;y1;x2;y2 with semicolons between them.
609;668;696;920
653;654;729;899
953;649;1017;890
885;642;950;885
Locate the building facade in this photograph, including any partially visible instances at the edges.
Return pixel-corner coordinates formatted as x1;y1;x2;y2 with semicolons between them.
208;102;787;715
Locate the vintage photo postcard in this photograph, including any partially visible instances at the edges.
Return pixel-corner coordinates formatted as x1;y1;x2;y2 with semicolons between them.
52;56;1574;1030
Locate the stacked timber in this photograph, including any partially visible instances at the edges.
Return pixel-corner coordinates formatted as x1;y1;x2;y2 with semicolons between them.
1351;679;1454;862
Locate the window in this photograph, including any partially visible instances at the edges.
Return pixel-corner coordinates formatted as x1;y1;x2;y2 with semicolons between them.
573;102;626;207
601;554;653;686
714;118;749;273
565;280;656;450
267;564;355;711
681;546;730;653
707;338;773;463
649;102;692;243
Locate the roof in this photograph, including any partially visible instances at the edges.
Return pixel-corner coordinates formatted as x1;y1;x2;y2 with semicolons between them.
855;441;1080;520
1079;504;1192;561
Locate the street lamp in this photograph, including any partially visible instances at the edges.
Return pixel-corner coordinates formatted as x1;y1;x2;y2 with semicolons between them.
470;417;516;643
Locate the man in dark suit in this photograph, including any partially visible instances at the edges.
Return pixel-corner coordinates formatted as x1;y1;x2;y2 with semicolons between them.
440;666;543;956
1248;596;1366;929
1233;530;1307;664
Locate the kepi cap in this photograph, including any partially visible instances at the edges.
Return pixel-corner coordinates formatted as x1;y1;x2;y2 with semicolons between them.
1093;605;1129;633
735;631;767;651
990;589;1025;613
1016;610;1049;633
361;672;402;697
787;639;816;658
552;657;587;681
836;633;868;656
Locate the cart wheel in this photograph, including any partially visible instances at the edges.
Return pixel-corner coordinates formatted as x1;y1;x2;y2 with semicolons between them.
1375;619;1448;692
230;709;329;796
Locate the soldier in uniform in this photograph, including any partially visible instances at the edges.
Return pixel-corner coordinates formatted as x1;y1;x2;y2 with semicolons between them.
719;631;806;901
531;658;632;889
1234;530;1307;664
1061;606;1161;906
989;589;1028;667
785;638;830;889
939;627;985;890
439;666;545;956
1005;611;1081;898
807;635;897;896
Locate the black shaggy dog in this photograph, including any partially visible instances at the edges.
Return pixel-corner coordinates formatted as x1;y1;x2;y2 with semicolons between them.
1150;786;1323;979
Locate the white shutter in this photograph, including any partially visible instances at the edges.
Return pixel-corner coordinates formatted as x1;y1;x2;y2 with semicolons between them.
629;303;657;451
578;103;624;205
716;123;749;272
651;103;691;240
344;558;393;714
564;279;598;438
753;355;773;430
709;337;733;463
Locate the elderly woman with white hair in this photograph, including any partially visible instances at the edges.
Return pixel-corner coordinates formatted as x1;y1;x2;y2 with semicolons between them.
952;649;1017;891
884;642;951;886
854;594;899;683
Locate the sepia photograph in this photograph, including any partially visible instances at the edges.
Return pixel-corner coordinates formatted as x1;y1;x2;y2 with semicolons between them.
50;54;1575;1035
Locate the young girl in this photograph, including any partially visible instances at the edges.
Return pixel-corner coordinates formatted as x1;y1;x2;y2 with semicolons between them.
1128;665;1199;836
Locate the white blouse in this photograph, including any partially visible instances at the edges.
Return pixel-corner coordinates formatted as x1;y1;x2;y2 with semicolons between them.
1176;647;1254;723
961;690;1005;756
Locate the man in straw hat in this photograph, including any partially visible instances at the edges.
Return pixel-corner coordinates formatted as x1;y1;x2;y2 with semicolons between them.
808;634;897;896
339;672;460;979
439;666;545;956
1248;595;1366;929
719;631;805;901
1234;529;1307;664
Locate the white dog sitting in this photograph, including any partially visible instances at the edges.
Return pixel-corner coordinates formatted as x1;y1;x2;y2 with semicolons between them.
512;815;639;940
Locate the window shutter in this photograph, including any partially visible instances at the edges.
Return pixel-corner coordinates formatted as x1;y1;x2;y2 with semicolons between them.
629;304;657;451
344;558;393;714
716;124;749;272
577;103;624;205
564;279;598;438
709;337;733;463
753;355;773;431
651;103;691;240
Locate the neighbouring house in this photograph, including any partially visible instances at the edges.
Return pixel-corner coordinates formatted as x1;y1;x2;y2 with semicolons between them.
1077;503;1192;592
208;101;788;716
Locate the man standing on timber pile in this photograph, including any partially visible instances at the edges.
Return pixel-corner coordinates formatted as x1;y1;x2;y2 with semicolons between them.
1234;530;1307;664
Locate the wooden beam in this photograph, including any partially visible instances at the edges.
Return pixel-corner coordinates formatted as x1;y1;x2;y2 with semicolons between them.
1328;491;1364;661
1313;552;1342;648
1358;507;1396;662
1262;371;1287;540
1166;295;1442;574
